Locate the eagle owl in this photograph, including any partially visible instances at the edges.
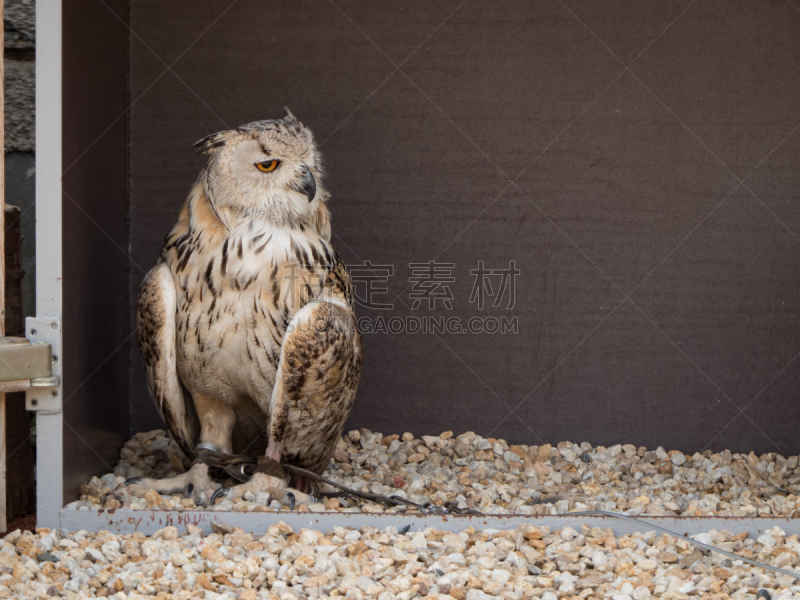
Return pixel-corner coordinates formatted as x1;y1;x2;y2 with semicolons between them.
134;112;362;505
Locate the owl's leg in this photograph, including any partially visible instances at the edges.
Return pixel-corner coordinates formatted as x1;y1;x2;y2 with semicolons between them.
126;392;235;505
209;316;320;508
192;392;237;454
211;300;360;509
266;439;312;493
209;383;313;508
266;440;282;461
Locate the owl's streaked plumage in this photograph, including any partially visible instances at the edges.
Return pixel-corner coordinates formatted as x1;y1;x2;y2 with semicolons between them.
135;112;362;504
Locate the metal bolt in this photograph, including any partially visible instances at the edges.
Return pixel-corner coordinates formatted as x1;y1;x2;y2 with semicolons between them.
52;355;58;362
31;399;37;406
50;322;58;330
51;391;58;397
30;329;37;336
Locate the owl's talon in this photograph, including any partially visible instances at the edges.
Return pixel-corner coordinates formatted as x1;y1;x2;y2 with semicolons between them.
124;462;219;505
207;472;312;508
211;486;230;505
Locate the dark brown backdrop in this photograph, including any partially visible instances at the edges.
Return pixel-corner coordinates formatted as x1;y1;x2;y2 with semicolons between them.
63;0;130;500
124;0;800;455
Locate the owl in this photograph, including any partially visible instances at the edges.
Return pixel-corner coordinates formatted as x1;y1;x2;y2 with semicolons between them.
133;111;362;506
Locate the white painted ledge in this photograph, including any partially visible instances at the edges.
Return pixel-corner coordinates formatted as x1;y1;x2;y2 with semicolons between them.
58;509;800;537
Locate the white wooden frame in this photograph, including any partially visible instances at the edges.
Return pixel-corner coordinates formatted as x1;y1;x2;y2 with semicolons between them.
34;0;63;529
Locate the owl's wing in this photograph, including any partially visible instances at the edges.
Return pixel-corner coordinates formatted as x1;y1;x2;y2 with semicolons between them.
137;262;199;459
270;297;362;474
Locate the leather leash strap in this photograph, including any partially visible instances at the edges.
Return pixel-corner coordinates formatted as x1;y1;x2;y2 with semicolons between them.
198;449;481;514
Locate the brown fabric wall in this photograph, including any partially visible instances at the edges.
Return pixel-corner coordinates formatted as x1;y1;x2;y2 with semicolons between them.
62;0;131;500
128;0;800;455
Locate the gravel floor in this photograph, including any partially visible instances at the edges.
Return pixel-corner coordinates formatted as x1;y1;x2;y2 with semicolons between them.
2;520;800;599
17;430;800;598
70;429;800;517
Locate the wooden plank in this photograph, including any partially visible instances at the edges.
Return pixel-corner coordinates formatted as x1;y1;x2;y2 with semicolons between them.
0;338;51;381
2;207;34;523
0;0;6;533
0;380;29;394
3;209;21;338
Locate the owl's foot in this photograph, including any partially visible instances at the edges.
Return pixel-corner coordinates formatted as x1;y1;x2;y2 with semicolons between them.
209;457;314;509
125;461;220;506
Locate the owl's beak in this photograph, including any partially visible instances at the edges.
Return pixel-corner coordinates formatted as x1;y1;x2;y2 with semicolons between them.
291;164;317;203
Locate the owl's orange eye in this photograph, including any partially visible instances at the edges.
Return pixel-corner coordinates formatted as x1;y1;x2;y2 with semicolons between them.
256;159;280;172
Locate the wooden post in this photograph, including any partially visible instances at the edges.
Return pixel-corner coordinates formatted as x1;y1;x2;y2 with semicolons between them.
4;207;33;523
0;0;6;533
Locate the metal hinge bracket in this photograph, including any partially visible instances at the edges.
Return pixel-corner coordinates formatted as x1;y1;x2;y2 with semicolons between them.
25;316;62;413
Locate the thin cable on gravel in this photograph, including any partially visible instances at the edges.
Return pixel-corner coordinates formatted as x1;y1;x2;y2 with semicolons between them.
72;429;800;517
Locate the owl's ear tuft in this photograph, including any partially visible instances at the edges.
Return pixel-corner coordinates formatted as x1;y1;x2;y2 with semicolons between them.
283;107;299;123
193;130;236;154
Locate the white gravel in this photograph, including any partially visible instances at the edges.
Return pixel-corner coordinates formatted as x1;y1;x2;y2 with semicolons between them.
16;429;800;598
2;521;800;599
70;429;800;517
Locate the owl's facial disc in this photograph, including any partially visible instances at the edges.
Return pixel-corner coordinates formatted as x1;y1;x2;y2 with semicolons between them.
203;120;323;227
253;156;316;202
